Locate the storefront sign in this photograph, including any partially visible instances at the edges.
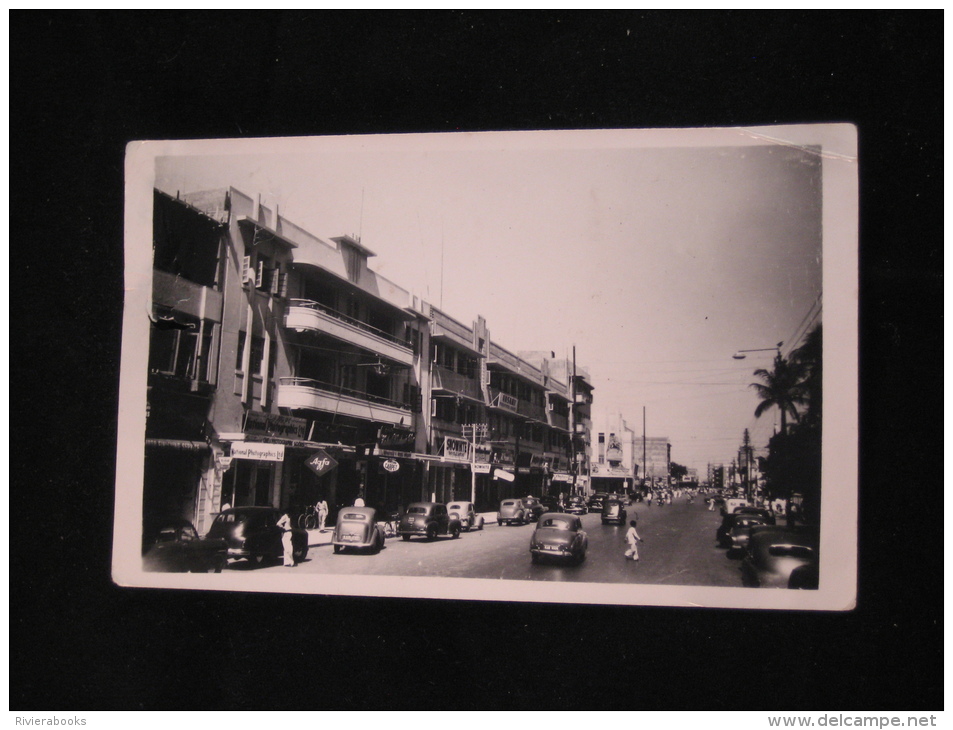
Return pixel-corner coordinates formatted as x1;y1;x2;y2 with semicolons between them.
551;473;572;482
443;437;470;461
305;449;338;476
517;467;532;474
377;424;416;451
243;411;308;440
494;469;515;482
382;459;400;473
472;463;492;474
231;442;285;461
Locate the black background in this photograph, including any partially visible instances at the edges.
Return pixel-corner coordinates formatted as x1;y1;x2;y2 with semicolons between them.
11;11;942;710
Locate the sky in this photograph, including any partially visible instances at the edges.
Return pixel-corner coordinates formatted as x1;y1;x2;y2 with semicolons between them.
154;129;823;472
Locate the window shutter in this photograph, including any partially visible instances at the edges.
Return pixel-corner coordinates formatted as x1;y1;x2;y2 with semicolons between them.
270;267;280;295
255;260;264;288
277;272;288;298
242;256;252;285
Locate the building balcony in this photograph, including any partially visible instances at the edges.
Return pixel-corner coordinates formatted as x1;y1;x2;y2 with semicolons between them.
285;299;414;367
277;377;411;426
518;399;548;423
548;412;570;431
431;364;483;401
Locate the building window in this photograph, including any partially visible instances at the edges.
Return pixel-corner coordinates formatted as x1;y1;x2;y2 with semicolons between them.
149;316;213;382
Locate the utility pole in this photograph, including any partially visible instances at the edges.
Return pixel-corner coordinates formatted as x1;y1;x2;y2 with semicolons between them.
464;422;487;504
642;406;647;490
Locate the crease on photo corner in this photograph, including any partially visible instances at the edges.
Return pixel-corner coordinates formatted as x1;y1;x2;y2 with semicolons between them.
733;127;858;163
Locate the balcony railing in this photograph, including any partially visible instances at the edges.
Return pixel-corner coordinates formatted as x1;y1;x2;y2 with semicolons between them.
518;399;548;423
549;412;570;431
277;376;411;426
286;298;414;366
431;364;483;401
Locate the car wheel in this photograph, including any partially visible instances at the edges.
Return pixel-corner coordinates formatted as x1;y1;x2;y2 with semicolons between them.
426;525;438;541
531;553;540;565
476;517;485;531
294;546;308;563
451;525;461;539
401;534;411;541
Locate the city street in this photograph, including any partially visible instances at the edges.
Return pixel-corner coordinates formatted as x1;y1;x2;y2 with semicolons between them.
245;498;745;587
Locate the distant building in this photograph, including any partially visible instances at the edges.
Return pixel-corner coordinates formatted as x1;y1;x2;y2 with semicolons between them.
590;414;638;494
638;436;671;485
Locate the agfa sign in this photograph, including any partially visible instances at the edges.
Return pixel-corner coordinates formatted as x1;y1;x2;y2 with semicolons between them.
306;449;338;477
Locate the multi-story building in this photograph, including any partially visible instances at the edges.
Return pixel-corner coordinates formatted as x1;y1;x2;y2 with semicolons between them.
144;185;596;538
146;187;429;537
568;363;595;496
638;436;672;486
591;414;639;494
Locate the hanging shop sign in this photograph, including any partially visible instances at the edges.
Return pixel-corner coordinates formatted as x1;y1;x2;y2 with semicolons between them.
243;411;308;440
231;442;285;462
382;459;400;473
493;469;515;482
551;473;572;482
377;425;416;451
472;463;492;474
305;449;338;477
443;437;470;461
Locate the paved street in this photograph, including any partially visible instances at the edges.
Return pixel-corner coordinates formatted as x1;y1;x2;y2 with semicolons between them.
240;498;745;587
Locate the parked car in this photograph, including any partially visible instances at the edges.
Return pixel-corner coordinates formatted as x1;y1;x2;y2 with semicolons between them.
722;497;750;515
529;513;589;565
741;526;820;589
142;519;228;573
205;506;309;565
539;496;562;514
734;506;776;524
398;502;462;541
717;512;771;548
587;493;608;511
332;506;386;554
447;501;485;531
601;499;628;525
498;498;544;525
726;514;774;554
564;496;588;515
521;496;547;522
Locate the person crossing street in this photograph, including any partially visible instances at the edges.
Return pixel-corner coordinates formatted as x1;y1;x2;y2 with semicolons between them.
624;519;643;561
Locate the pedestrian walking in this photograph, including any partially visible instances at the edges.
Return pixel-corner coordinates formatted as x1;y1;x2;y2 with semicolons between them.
316;498;329;532
624;519;643;561
277;511;296;567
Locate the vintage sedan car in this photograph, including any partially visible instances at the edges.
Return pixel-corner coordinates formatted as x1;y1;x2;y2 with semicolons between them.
717;512;772;548
332;506;386;554
142;519;228;573
601;498;628;525
447;501;485;531
726;514;774;554
734;506;776;524
587;493;608;511
398;502;462;541
205;506;309;565
521;497;547;522
741;526;820;589
498;498;531;526
529;513;588;565
564;496;588;515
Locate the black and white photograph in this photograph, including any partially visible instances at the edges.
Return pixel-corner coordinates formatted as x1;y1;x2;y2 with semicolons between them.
116;125;857;610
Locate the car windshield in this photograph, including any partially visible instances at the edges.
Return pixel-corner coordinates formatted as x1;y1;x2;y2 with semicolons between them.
408;506;428;514
342;513;368;521
448;504;463;511
539;517;573;531
502;501;517;507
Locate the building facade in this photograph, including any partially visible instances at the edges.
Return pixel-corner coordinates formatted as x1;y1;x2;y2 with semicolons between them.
144;186;595;540
590;413;639;494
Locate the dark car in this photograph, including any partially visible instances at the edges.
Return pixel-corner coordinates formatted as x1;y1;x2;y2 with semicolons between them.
205;506;309;565
725;515;774;554
601;499;628;525
539;496;562;514
398;502;462;541
564;496;588;515
521;497;547;522
741;526;820;589
587;493;608;511
716;512;771;548
529;513;589;565
332;506;386;554
447;501;485;531
734;506;777;524
142;519;228;573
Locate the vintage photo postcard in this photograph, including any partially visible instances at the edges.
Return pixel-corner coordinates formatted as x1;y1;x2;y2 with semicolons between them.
115;125;857;610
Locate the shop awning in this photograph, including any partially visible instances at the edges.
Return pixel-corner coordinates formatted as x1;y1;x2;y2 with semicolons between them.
145;438;209;452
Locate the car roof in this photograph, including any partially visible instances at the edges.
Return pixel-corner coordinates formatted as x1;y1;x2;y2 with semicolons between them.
340;506;377;517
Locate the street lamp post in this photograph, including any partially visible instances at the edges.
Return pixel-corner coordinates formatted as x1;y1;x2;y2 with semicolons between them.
732;342;783;360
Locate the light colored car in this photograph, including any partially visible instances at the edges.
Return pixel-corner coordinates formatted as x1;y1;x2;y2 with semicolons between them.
447;501;485;531
332;506;386;554
498;498;529;526
741;526;820;589
529;513;588;565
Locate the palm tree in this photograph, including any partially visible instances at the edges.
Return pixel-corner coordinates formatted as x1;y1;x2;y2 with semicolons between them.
750;353;807;434
790;324;822;429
